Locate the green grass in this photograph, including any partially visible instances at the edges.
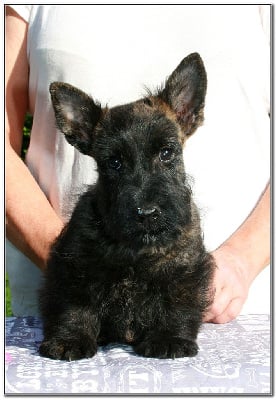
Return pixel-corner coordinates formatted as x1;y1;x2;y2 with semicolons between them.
21;113;32;159
6;274;12;317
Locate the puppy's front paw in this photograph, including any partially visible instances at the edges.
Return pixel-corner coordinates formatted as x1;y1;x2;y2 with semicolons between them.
39;337;97;361
134;336;198;359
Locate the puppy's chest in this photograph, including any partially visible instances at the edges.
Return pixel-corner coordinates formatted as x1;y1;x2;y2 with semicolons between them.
107;277;142;317
101;277;156;342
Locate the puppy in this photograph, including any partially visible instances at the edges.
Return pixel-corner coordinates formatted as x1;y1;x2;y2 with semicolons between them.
39;53;215;361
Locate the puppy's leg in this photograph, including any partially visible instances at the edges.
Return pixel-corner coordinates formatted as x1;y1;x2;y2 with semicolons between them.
134;312;201;359
39;308;100;361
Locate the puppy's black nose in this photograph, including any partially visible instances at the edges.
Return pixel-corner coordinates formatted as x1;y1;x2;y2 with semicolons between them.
137;207;161;221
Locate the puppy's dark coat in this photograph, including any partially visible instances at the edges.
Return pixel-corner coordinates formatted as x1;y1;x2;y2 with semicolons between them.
39;53;215;361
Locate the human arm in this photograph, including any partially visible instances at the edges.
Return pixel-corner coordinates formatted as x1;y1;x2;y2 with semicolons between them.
204;182;270;323
5;6;64;270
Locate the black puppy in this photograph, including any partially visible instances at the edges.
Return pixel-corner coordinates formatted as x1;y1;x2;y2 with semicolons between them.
39;53;215;361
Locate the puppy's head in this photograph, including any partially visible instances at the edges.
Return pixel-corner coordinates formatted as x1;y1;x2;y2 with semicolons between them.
50;53;207;249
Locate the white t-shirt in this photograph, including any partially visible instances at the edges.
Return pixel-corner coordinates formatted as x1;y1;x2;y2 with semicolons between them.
7;5;270;316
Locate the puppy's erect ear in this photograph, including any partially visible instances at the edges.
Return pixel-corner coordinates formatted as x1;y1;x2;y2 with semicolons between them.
159;53;207;137
50;82;103;154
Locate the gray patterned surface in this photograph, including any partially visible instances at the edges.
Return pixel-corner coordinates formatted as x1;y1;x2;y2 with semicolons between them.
5;315;271;394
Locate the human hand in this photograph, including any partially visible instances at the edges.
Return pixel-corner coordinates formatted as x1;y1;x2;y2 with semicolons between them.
203;243;252;324
203;183;269;324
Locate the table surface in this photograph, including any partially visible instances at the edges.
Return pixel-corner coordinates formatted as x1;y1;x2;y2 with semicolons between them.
5;314;271;394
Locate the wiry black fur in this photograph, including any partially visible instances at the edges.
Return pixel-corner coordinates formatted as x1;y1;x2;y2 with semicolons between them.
39;53;215;361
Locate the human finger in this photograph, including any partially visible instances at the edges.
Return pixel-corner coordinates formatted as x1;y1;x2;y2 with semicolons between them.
210;297;244;324
203;287;231;322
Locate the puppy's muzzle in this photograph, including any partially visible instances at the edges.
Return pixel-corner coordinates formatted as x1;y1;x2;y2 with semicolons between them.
136;206;161;223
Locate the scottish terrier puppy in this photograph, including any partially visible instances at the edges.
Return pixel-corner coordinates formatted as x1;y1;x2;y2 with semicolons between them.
39;53;215;361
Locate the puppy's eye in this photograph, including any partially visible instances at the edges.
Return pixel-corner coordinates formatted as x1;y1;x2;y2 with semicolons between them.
109;156;122;171
159;147;174;163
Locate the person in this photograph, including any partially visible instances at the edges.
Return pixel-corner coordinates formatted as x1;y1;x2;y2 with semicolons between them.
6;5;270;321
